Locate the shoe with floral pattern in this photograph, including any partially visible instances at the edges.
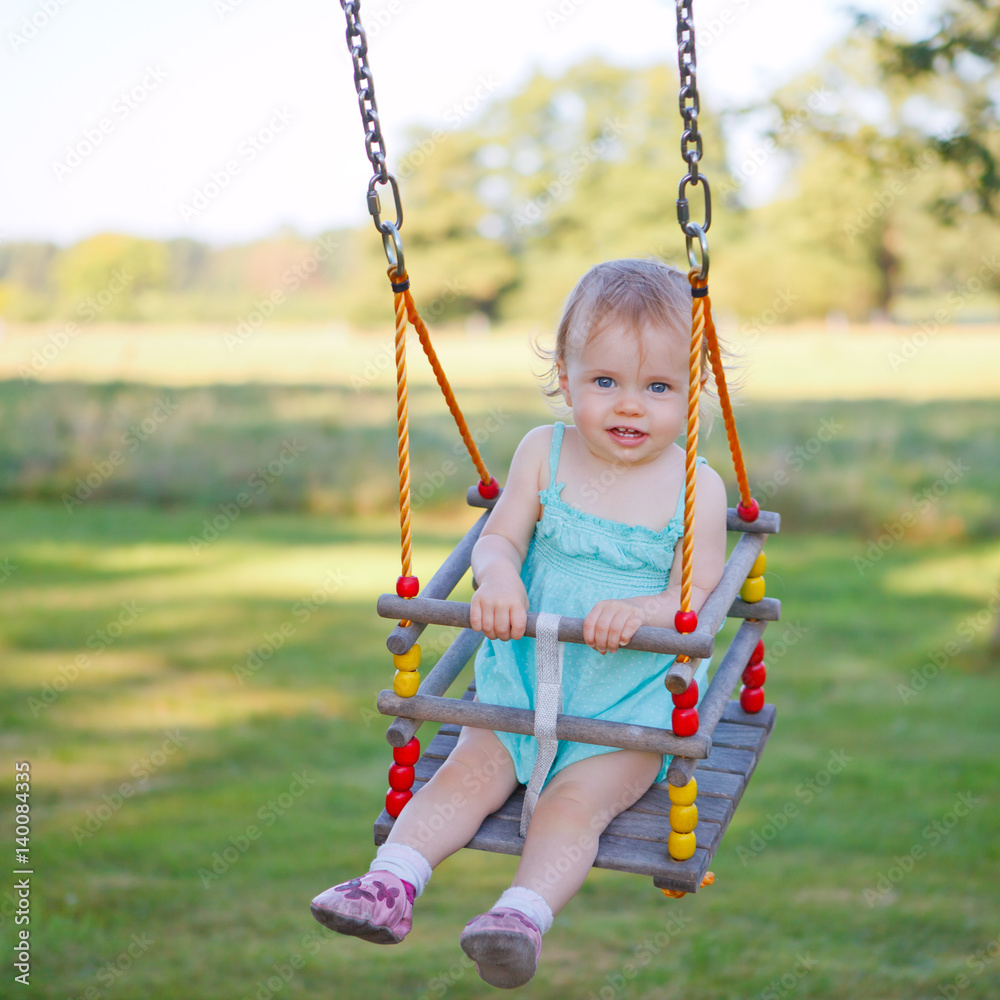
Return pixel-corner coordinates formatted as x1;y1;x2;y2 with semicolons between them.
310;871;415;944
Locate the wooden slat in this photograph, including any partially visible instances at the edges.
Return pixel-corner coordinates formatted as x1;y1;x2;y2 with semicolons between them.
377;594;715;659
697;532;765;638
727;596;781;621
375;697;775;894
376;690;712;758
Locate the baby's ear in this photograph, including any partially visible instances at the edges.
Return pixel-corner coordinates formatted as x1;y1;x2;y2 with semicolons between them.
557;362;572;406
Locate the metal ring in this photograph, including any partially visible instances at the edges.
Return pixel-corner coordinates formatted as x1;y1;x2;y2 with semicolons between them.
685;224;709;281
381;221;405;277
677;172;711;234
368;172;403;234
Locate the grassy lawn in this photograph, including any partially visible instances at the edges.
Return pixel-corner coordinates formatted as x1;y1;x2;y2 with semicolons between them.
2;498;998;999
1;337;998;998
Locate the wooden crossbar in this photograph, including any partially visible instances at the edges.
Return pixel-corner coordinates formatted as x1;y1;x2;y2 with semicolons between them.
377;688;713;757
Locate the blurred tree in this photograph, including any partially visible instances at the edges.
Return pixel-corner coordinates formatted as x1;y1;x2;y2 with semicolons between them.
53;234;170;320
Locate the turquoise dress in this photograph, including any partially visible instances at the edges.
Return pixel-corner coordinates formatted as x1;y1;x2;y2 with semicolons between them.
474;422;711;789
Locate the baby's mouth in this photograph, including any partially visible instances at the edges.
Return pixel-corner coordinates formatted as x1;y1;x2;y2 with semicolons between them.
607;426;647;445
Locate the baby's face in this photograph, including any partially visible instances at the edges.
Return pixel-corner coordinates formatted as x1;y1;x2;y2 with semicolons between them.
558;319;689;467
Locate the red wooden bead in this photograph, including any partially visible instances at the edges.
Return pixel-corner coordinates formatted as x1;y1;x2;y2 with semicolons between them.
477;477;500;499
671;679;699;709
388;763;414;791
393;738;421;766
737;498;760;522
748;640;765;666
674;610;698;634
740;685;765;713
385;788;412;818
672;707;699;737
396;575;419;598
742;661;766;688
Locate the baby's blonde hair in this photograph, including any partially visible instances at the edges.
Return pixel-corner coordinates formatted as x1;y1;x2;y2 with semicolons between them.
536;258;701;393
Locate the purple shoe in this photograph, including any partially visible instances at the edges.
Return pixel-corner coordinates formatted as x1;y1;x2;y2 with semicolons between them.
310;871;415;944
459;907;543;989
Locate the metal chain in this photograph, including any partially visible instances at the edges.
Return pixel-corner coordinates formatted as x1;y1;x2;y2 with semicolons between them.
675;0;710;278
341;0;404;269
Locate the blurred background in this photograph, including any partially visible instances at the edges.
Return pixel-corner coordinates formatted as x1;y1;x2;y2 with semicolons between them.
1;1;998;998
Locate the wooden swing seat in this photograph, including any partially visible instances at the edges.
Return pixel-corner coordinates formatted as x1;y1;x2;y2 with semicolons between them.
372;489;781;893
375;685;774;894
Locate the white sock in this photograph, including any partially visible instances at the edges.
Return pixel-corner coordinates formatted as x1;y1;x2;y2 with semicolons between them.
369;843;432;898
494;886;553;934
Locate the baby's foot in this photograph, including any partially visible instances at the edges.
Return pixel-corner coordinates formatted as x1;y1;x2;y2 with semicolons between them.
310;871;415;944
459;907;543;989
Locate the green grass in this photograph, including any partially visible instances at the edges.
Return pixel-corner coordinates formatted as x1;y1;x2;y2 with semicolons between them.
2;495;999;999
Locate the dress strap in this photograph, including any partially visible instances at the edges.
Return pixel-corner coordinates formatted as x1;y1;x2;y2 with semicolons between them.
673;455;707;521
547;422;566;490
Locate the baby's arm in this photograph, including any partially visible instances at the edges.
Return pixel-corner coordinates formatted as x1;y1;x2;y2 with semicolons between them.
583;463;728;654
469;427;548;642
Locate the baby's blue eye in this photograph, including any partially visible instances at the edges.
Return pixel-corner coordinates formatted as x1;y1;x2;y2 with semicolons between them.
649;382;668;394
595;376;614;388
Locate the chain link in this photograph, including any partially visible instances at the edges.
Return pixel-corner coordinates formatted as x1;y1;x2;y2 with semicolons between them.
341;0;403;253
675;0;710;278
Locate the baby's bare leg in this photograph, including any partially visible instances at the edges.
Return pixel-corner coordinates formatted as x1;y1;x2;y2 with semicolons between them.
385;726;519;868
512;749;662;915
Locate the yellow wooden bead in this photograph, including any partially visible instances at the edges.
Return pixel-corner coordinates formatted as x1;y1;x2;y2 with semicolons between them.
749;551;767;577
740;576;765;603
392;644;421;672
668;778;697;806
668;830;697;861
393;669;420;698
670;804;698;834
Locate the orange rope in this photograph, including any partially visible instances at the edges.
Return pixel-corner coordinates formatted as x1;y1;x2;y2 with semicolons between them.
679;267;707;618
401;281;493;488
701;288;753;509
392;281;413;627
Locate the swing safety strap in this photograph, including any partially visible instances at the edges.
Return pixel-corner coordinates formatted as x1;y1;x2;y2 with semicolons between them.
520;612;564;837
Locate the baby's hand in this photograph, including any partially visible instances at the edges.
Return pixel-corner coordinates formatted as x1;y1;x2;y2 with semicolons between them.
583;599;650;655
470;573;530;642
